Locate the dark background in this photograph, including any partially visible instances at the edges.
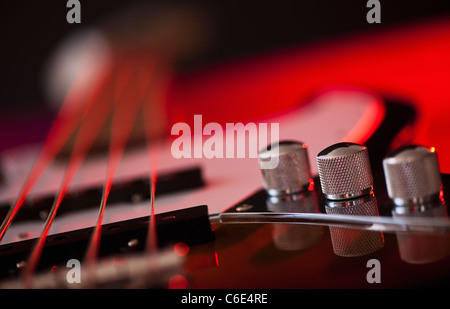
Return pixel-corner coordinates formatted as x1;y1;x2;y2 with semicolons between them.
1;0;450;112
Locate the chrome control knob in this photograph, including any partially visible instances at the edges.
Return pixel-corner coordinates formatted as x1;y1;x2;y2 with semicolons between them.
316;142;373;200
258;141;313;196
382;145;442;207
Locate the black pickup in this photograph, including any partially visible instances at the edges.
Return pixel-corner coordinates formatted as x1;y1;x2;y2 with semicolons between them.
0;204;214;280
0;166;205;223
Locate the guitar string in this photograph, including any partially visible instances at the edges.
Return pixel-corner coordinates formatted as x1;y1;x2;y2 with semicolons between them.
23;54;166;286
0;57;113;242
84;58;148;265
209;212;450;233
82;55;166;286
21;68;117;287
141;57;162;253
7;51;169;286
144;134;159;254
142;54;175;254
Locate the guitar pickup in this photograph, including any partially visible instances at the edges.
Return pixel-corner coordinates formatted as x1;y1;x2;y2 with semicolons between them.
0;166;205;223
0;205;214;282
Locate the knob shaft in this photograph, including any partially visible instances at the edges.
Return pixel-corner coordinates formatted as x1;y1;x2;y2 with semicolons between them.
258;141;312;196
383;145;442;206
316;142;373;200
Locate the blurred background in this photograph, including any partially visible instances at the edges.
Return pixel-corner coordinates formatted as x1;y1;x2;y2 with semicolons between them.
1;0;450;170
1;0;450;106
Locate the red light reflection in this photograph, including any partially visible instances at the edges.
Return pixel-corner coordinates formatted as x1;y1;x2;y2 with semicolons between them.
168;274;188;289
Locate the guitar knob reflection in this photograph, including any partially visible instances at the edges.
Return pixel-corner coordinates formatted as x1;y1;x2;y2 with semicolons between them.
266;190;323;251
393;201;450;264
325;193;385;257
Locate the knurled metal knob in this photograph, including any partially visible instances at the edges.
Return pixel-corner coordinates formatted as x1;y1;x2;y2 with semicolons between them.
258;141;313;197
382;145;442;206
316;142;373;200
